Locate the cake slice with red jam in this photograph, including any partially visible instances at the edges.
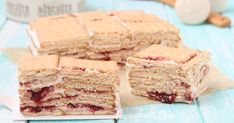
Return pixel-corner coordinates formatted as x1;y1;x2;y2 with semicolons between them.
18;55;60;116
18;55;120;116
58;57;120;115
126;45;210;103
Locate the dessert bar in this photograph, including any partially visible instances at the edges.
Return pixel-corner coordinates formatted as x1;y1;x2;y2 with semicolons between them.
28;11;181;65
18;55;120;116
127;45;210;103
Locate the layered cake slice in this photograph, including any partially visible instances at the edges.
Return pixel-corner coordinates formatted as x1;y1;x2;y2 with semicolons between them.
28;11;181;65
28;15;89;58
18;55;120;116
58;57;120;115
108;11;181;49
18;55;60;116
127;45;210;103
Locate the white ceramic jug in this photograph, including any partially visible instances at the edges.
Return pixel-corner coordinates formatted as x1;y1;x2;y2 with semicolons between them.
175;0;211;25
210;0;228;12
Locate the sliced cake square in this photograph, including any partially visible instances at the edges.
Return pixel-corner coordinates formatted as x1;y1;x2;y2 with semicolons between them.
18;55;120;116
109;11;181;48
18;55;60;116
28;16;89;58
127;45;210;103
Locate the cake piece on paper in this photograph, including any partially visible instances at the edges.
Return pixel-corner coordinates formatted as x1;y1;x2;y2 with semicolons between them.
18;55;60;116
58;57;120;115
127;45;210;103
18;55;121;116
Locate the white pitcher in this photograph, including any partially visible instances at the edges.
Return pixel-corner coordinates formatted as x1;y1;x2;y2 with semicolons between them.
175;0;211;25
210;0;228;12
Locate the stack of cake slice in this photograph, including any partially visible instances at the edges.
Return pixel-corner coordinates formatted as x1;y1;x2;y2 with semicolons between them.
127;45;210;103
28;11;181;65
18;55;120;116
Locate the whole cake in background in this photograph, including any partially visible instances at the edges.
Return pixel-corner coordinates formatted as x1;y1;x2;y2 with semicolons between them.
28;10;181;65
18;55;120;116
127;45;210;103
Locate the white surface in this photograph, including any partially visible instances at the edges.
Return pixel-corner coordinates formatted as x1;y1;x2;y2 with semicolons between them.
175;0;211;25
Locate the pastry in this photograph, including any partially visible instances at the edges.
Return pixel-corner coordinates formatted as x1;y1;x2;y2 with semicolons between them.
18;55;120;116
28;11;181;65
126;45;210;103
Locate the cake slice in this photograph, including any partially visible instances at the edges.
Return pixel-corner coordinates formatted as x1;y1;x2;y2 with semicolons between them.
58;57;120;115
108;11;181;49
18;55;60;116
18;55;120;116
127;45;210;103
28;15;89;58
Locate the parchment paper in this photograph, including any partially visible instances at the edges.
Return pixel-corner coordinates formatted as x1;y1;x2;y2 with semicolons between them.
1;48;234;108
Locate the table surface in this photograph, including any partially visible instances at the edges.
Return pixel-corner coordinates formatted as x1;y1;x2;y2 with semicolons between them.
0;0;234;123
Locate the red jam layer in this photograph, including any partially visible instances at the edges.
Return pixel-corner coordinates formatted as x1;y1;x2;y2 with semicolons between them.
144;56;169;61
147;91;177;104
27;86;54;104
184;92;193;102
67;103;104;112
60;66;86;72
20;105;55;113
180;53;197;64
180;82;191;89
144;53;198;64
71;66;86;72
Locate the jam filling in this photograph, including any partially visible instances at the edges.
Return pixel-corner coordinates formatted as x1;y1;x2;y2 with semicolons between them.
71;66;86;72
144;53;198;64
147;91;177;104
75;88;109;94
184;92;193;101
117;62;126;67
180;53;197;64
180;82;190;89
144;56;169;61
27;86;54;104
67;103;104;112
96;47;134;61
60;66;86;72
20;105;55;113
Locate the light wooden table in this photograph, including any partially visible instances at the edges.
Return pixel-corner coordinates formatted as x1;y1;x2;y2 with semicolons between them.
0;0;234;123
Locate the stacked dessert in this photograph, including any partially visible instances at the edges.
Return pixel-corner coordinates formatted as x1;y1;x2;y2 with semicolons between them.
18;55;120;116
28;11;181;65
127;45;210;103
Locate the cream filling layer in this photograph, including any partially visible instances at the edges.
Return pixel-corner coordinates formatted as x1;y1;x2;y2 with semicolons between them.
29;42;39;56
27;27;41;48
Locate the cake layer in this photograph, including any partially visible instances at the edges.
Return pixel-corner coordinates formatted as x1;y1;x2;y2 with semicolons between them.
20;103;116;116
20;95;116;109
29;16;89;48
19;86;116;103
59;57;119;72
127;45;210;103
18;55;59;75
